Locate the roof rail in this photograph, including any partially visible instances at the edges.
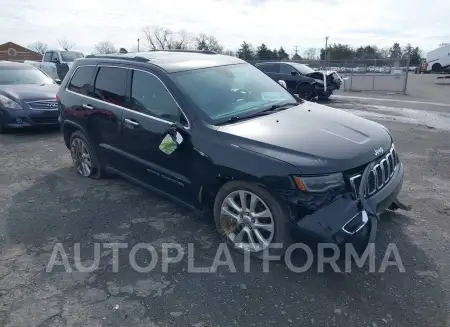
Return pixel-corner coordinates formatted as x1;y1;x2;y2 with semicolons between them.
147;49;217;54
84;54;149;62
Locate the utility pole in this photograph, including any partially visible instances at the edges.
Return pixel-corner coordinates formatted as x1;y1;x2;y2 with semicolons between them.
137;38;140;52
325;36;330;65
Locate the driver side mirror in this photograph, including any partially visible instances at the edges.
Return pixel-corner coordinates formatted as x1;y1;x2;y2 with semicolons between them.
290;71;298;76
52;57;60;64
54;79;62;85
159;123;185;155
278;80;287;88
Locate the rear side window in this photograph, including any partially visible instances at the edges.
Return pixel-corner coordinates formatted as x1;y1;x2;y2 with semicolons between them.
130;70;184;124
256;63;279;73
93;67;127;107
67;66;96;96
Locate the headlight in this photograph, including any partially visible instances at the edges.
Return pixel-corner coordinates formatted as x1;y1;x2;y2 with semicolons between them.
293;173;345;192
0;94;23;110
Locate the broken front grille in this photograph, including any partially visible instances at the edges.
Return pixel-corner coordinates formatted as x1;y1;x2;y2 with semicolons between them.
349;145;399;198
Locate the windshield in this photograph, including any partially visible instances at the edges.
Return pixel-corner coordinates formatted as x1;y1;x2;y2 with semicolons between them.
0;66;55;85
290;63;315;74
60;51;84;62
171;63;299;124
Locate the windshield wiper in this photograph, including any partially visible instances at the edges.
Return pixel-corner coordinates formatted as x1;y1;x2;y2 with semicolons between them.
260;102;298;113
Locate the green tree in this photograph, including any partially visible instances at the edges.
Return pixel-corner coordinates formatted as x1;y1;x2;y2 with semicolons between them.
292;52;302;60
277;47;289;60
237;41;255;61
389;42;402;59
320;43;354;60
272;49;279;59
409;46;423;65
195;34;223;53
256;43;273;60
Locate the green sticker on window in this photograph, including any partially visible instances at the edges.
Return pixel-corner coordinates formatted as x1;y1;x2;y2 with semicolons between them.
159;134;177;155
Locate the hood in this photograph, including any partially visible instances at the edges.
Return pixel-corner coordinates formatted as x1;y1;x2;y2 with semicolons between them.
0;84;58;102
216;101;392;174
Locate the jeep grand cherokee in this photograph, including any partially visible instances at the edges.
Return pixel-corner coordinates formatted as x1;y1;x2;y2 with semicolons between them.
57;50;404;258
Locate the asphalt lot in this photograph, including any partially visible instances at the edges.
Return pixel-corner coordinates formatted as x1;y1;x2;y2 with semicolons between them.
1;95;450;327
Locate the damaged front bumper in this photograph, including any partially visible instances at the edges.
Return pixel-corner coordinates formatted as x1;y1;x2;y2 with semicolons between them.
289;162;404;249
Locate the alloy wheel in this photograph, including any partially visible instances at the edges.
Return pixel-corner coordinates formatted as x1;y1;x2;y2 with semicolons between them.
220;190;275;252
70;138;93;177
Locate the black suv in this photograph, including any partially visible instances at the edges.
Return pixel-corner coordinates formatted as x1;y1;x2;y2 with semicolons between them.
255;61;342;101
57;50;404;257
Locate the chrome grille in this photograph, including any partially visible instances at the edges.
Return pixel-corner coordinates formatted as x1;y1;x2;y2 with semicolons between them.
349;145;399;198
27;100;58;110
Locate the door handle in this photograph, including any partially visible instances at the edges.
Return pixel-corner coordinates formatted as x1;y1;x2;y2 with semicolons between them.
124;118;140;127
82;104;94;110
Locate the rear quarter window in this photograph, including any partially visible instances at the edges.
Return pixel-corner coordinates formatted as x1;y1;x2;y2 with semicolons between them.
67;66;96;96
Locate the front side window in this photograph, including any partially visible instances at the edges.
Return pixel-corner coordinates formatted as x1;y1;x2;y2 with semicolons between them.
93;67;127;107
290;63;315;75
67;66;96;95
280;64;294;75
0;66;55;85
50;52;59;62
171;63;298;124
130;70;182;123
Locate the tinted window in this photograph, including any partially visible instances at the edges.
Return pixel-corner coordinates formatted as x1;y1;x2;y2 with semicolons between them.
67;66;96;96
280;64;294;74
290;63;315;74
130;70;182;123
43;52;52;62
256;63;279;73
94;67;127;107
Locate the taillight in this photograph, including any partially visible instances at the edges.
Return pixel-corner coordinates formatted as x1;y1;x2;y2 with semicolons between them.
56;93;60;102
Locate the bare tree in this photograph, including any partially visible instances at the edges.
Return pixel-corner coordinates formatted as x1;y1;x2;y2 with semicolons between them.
58;38;75;51
27;41;48;54
222;49;236;57
303;48;318;60
141;25;192;50
94;41;117;54
195;33;223;53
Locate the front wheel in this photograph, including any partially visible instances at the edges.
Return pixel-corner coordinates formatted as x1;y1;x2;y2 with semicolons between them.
213;181;291;260
296;83;315;101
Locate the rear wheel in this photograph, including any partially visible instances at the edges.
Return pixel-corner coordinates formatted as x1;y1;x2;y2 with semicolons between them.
69;131;105;179
213;181;291;260
297;83;314;101
432;63;442;73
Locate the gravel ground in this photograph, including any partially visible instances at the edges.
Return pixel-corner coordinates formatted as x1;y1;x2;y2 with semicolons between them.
0;96;449;327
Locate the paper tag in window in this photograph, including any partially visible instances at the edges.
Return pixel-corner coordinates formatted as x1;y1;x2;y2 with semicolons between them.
159;134;178;155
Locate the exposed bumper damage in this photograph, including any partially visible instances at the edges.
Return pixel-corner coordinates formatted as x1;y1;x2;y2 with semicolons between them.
288;159;407;255
305;70;343;98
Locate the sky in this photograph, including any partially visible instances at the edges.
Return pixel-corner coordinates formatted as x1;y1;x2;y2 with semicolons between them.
0;0;449;55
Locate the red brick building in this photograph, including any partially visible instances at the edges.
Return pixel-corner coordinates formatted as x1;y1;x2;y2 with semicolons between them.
0;42;42;62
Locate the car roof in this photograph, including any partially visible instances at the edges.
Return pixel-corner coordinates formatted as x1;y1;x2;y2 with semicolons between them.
78;51;245;73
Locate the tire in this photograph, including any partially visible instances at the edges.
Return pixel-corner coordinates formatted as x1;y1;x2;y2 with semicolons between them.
213;181;291;260
318;94;331;101
296;83;314;101
69;131;105;179
432;63;442;73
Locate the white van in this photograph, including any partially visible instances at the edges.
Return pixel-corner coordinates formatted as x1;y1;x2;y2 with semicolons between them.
426;45;450;72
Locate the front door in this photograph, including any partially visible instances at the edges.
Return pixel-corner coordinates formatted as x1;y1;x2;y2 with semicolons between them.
119;68;198;206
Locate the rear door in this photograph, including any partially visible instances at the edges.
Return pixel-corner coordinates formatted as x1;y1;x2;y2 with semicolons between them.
118;68;197;205
87;65;128;168
278;63;300;92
